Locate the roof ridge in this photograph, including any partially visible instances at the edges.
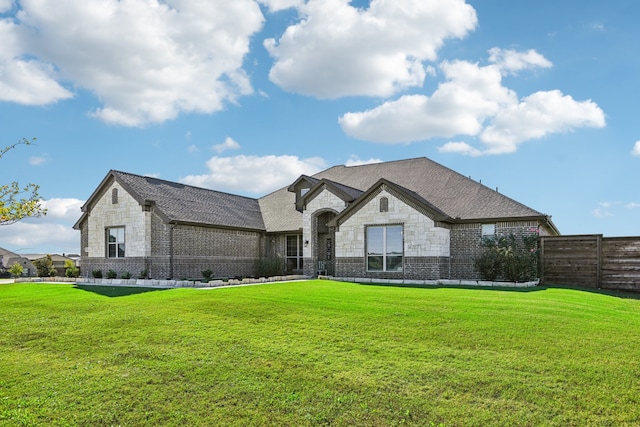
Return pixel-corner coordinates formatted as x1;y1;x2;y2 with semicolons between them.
111;170;259;202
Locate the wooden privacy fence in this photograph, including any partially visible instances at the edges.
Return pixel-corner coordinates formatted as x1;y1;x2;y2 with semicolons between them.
539;235;640;291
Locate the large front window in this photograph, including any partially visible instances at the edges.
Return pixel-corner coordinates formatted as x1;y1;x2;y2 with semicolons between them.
107;227;125;258
286;235;304;272
367;225;403;272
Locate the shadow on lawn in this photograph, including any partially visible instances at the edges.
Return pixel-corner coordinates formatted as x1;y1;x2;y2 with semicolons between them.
358;282;640;300
74;284;170;298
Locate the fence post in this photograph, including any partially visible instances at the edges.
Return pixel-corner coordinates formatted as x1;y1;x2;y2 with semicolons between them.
596;234;602;289
539;236;545;284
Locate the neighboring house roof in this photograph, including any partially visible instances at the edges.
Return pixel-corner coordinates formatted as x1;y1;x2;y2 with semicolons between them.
75;170;265;231
0;247;35;269
22;254;71;263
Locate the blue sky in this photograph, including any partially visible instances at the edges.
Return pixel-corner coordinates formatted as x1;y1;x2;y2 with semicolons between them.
1;0;638;255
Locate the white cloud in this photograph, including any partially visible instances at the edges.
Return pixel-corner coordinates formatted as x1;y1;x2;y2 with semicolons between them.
0;18;73;104
41;198;84;221
0;0;13;13
29;155;48;165
632;141;640;156
180;154;327;195
592;208;613;218
438;141;482;157
488;47;552;74
344;155;383;166
0;197;84;254
212;137;241;154
626;202;640;209
0;221;80;254
3;0;264;126
187;144;199;153
339;58;517;143
480;90;605;154
258;0;303;12
340;48;605;154
265;0;477;98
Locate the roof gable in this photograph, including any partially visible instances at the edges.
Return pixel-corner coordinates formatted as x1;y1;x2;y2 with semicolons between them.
297;178;364;211
329;178;450;228
313;158;548;221
79;170;265;231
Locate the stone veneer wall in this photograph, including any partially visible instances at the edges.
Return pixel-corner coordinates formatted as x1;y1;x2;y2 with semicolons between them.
80;180;153;278
302;187;346;277
333;189;451;280
85;181;151;258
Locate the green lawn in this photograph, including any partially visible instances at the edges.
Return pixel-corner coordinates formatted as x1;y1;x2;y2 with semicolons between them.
1;281;640;426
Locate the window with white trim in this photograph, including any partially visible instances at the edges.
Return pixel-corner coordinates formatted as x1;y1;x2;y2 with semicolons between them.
481;224;496;240
106;227;125;258
366;225;403;272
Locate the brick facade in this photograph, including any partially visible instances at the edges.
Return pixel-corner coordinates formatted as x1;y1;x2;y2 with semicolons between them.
80;181;265;280
78;166;556;282
450;220;545;279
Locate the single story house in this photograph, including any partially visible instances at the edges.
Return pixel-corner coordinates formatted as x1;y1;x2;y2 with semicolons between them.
22;253;76;277
73;157;559;280
0;247;37;277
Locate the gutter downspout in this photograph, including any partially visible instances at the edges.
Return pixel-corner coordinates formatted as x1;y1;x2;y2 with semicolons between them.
169;222;177;279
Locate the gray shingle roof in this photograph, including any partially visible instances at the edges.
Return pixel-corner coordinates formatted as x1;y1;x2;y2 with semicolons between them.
313;157;545;220
259;157;553;233
112;171;265;230
79;157;555;234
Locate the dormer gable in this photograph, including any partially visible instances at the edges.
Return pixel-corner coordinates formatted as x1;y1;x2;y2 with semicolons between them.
288;175;320;212
289;176;364;212
328;178;451;228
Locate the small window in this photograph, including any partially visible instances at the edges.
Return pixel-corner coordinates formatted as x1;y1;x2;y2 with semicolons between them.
380;197;388;212
112;188;118;204
106;227;125;258
300;188;309;196
481;224;496;240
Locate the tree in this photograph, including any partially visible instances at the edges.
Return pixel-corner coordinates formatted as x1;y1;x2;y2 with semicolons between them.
1;138;47;225
33;254;56;277
64;260;80;278
8;262;24;278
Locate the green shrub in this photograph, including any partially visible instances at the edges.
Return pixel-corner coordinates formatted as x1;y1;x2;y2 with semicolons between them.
64;260;80;278
106;269;117;279
121;271;131;279
8;262;23;278
33;255;56;277
138;269;148;279
202;269;213;282
255;256;285;278
475;233;539;282
92;269;102;278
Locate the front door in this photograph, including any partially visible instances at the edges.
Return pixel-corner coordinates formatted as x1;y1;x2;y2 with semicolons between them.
315;211;336;276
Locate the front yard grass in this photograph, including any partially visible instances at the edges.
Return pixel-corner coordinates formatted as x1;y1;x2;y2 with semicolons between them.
1;280;640;426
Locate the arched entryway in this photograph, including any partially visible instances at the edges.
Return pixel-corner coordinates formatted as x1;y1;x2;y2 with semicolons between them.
313;210;337;276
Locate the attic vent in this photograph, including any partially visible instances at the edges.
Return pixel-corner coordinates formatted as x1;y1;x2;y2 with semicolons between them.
380;197;388;212
112;188;118;204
